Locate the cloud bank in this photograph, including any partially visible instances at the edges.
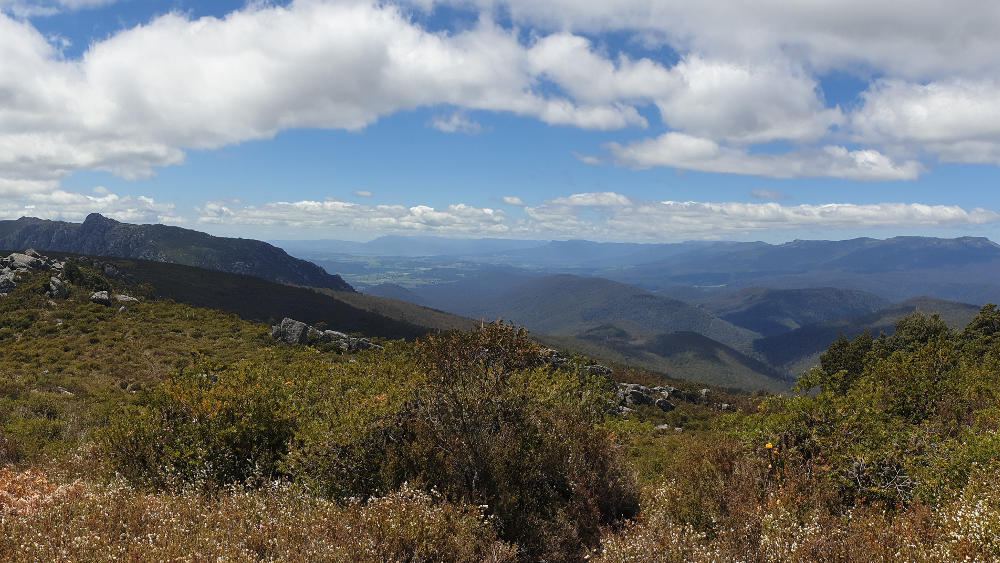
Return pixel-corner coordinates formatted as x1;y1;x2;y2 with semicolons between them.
193;192;999;241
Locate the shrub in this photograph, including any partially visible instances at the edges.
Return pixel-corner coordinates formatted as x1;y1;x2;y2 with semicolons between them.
101;363;298;489
289;322;637;560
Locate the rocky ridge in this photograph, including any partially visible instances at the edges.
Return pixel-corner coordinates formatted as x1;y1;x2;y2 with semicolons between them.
271;317;383;352
0;214;353;292
1;250;141;307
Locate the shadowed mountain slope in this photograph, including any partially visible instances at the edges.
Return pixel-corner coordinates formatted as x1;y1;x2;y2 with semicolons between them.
0;214;352;291
46;253;475;339
703;287;892;337
411;273;760;355
755;296;981;376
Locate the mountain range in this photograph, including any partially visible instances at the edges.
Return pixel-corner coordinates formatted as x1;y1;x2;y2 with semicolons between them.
4;215;991;392
0;214;353;291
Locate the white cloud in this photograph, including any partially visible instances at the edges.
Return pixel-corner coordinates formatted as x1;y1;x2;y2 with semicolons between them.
750;189;789;200
353;189;373;197
2;0;1000;192
655;57;842;144
197;198;509;236
444;0;1000;79
429;111;486;134
0;1;650;199
853;79;1000;164
607;133;923;181
192;191;997;241
522;193;998;240
572;152;601;165
0;185;177;223
502;196;524;206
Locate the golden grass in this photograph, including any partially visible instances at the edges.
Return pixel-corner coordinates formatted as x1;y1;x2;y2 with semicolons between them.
0;468;515;562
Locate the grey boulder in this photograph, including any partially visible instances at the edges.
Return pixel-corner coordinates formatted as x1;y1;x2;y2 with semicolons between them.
272;317;310;344
48;277;69;299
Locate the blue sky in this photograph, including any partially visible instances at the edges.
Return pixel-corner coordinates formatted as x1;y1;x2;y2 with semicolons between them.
2;0;1000;242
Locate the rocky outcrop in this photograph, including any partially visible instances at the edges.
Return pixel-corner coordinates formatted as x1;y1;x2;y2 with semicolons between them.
48;277;69;299
615;383;676;413
271;317;383;352
613;382;738;414
0;250;67;296
272;317;310;344
0;214;354;292
90;291;112;306
584;364;613;376
0;272;15;294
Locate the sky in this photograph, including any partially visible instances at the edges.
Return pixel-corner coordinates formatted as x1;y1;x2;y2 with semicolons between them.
2;0;1000;242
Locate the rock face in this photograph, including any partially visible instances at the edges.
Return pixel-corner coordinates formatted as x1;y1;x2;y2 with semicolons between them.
48;277;69;299
271;317;383;352
272;317;310;344
90;291;112;306
0;214;354;292
615;383;677;413
613;381;738;414
0;272;15;293
0;250;68;296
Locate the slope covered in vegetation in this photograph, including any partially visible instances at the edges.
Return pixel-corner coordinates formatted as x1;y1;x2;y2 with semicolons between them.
4;254;1000;561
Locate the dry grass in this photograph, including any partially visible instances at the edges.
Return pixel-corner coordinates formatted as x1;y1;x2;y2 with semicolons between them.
0;468;515;562
594;470;1000;562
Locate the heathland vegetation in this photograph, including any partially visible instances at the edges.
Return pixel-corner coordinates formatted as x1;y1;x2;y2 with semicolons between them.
4;256;1000;560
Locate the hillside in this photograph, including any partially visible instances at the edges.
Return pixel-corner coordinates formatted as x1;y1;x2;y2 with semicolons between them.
0;214;352;291
6;249;1000;560
411;273;760;354
42;252;475;339
702;287;891;337
544;327;790;392
755;296;981;375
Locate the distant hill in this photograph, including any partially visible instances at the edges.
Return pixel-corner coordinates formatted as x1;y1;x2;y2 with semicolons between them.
275;235;545;258
606;236;1000;303
0;214;353;291
410;273;760;355
542;329;791;393
360;283;430;305
703;287;891;337
755;296;981;376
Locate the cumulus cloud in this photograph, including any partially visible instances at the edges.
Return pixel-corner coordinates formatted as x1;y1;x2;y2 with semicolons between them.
197;198;510;236
607;133;923;180
655;57;842;144
852;79;1000;164
445;0;1000;79
423;0;1000;173
429;111;486;134
0;1;650;199
522;193;998;240
502;196;525;206
193;191;998;241
0;185;177;223
3;0;1000;197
